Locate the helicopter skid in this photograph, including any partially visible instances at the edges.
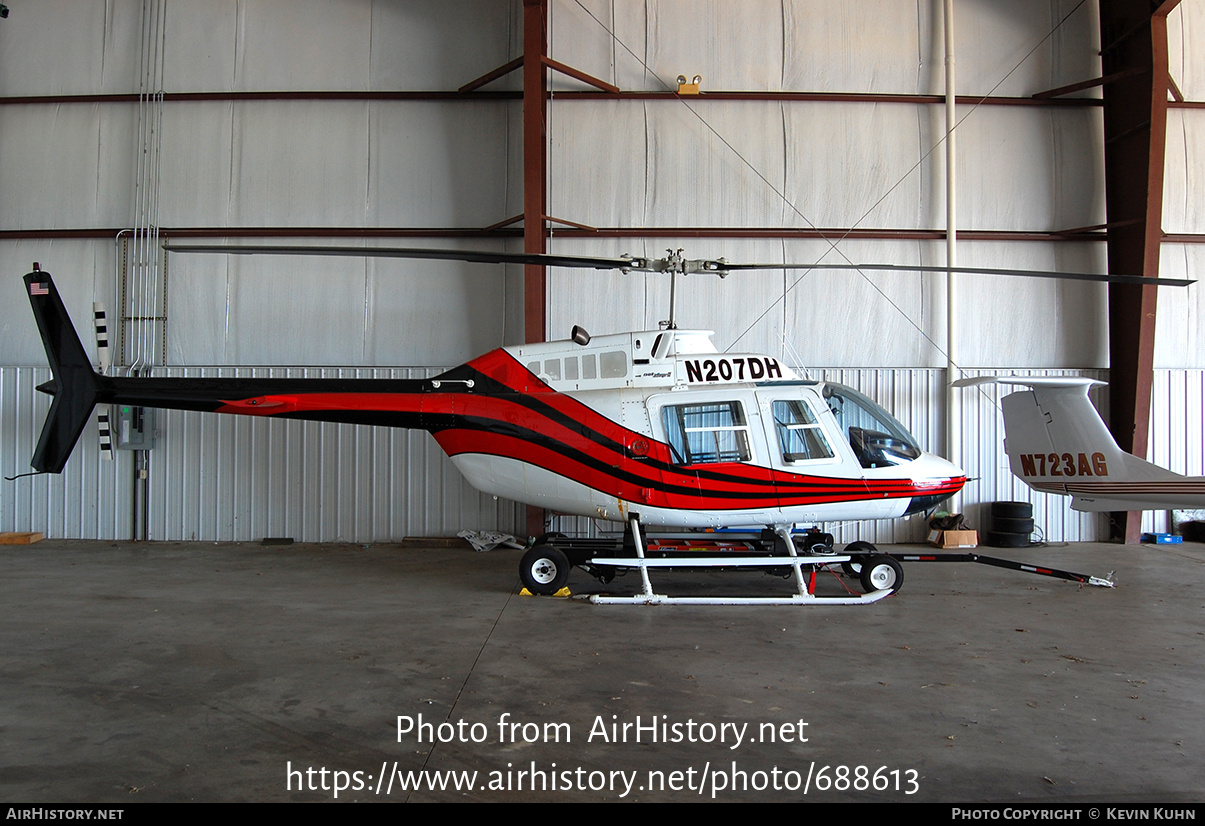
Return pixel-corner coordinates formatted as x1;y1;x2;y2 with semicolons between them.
584;555;892;605
581;515;892;604
587;553;850;567
588;589;891;606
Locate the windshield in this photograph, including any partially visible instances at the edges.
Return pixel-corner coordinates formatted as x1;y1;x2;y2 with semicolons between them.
822;383;921;468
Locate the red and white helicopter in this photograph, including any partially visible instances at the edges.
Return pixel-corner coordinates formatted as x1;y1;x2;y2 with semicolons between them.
22;247;1185;604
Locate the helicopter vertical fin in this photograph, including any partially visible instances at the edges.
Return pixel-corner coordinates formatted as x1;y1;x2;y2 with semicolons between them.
23;268;109;473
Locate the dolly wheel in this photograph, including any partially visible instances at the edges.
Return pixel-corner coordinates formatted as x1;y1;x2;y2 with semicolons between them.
859;554;904;594
841;540;876;576
520;545;571;595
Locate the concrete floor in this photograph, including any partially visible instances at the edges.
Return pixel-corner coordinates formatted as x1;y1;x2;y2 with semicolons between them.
1;537;1202;803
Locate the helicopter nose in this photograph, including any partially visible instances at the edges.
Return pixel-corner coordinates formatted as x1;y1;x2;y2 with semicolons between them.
904;490;958;515
902;451;966;515
909;450;966;478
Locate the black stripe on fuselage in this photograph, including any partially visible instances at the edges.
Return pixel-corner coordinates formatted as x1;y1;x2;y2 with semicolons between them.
449;365;892;494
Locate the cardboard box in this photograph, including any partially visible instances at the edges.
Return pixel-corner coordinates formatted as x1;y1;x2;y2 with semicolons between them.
928;529;978;549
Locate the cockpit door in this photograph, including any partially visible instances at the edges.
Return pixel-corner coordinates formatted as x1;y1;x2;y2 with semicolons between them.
645;389;772;510
754;388;859;476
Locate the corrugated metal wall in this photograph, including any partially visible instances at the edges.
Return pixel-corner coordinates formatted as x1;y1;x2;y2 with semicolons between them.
1;368;131;539
2;2;1204;542
147;366;524;542
1143;369;1205;535
2;366;523;541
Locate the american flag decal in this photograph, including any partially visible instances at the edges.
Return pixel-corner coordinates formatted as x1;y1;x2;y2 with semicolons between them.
29;282;48;296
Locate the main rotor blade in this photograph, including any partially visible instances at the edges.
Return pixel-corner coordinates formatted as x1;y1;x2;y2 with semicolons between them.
163;243;642;271
720;262;1195;287
164;243;1195;287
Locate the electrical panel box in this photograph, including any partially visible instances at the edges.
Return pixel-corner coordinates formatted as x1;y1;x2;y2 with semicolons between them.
115;405;154;451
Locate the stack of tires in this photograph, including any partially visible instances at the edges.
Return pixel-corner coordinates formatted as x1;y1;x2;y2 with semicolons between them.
985;501;1034;548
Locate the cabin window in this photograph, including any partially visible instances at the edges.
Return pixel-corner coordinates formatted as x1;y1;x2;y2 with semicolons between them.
582;354;597;380
543;359;561;381
772;400;834;462
662;401;751;465
600;351;627;378
564;356;579;380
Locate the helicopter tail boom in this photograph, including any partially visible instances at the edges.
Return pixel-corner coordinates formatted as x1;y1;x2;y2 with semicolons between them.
23;267;438;473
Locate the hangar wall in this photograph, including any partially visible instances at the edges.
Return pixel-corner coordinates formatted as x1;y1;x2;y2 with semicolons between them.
0;1;530;541
1;1;1202;542
543;0;1111;369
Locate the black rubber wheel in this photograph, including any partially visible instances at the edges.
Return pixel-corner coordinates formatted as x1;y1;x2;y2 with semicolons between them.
520;545;571;595
984;530;1032;548
992;516;1034;534
859;554;904;594
991;501;1033;519
841;540;876;575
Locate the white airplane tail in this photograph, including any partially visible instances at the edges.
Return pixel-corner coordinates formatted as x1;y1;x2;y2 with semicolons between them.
955;377;1205;512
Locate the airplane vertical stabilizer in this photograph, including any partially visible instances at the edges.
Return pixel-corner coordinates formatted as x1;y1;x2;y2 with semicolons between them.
956;377;1204;511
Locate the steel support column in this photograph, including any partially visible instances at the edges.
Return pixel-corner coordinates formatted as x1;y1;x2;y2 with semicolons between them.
523;0;548;538
523;0;548;347
1098;0;1178;542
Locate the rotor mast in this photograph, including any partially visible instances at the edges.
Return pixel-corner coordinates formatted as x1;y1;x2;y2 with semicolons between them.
618;249;730;330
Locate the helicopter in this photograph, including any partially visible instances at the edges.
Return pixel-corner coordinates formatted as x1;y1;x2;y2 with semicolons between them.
22;247;1190;604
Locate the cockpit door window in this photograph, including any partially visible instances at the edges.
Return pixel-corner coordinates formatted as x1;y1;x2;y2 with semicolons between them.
771;399;834;462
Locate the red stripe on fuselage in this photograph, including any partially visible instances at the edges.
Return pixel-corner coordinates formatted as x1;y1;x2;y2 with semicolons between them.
214;393;428;416
435;428;964;510
208;348;965;510
437;428;887;509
